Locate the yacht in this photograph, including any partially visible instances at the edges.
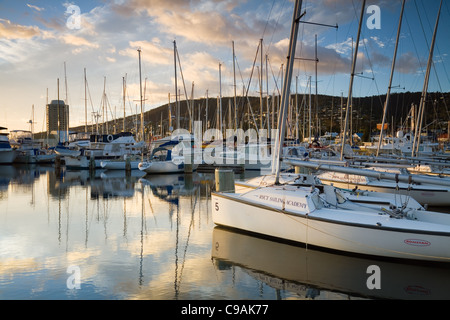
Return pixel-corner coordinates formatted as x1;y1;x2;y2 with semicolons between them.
0;127;17;164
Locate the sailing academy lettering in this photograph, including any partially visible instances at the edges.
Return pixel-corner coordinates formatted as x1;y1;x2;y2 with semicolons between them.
258;194;307;209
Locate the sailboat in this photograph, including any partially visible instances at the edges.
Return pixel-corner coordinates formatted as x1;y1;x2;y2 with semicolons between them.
283;158;450;207
138;139;198;174
10;129;55;164
211;0;450;263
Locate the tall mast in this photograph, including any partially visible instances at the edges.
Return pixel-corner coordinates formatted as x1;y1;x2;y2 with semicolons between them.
219;63;223;134
273;0;303;184
314;34;319;138
308;76;312;143
266;54;270;137
102;76;106;135
295;76;298;141
57;78;60;144
64;62;69;140
123;75;126;132
46;88;49;146
340;0;365;160
84;68;87;133
31;104;34;138
232;41;237;130
206;90;209;130
259;38;263;131
138;48;144;141
376;0;405;157
168;93;172;134
412;0;443;156
174;40;180;130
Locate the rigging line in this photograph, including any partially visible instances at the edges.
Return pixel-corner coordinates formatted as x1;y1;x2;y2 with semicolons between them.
261;0;276;40
267;56;282;96
403;10;425;83
85;77;96;115
350;0;383;106
414;0;449;103
414;0;449;122
265;0;287;55
420;1;450;86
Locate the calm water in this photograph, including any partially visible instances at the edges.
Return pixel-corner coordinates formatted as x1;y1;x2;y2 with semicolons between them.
1;164;449;300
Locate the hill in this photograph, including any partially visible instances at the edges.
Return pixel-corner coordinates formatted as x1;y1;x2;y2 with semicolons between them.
36;91;449;142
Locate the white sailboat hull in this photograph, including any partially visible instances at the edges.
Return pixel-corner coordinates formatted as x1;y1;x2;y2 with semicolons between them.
55;147;81;157
212;187;450;262
100;160;140;170
138;160;198;174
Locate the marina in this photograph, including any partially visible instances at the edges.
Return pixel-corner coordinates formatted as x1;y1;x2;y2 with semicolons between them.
1;0;450;302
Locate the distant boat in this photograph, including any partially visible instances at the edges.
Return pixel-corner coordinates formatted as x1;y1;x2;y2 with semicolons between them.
9;130;55;164
54;132;90;157
138;144;196;174
0;127;17;164
100;155;141;170
64;132;143;169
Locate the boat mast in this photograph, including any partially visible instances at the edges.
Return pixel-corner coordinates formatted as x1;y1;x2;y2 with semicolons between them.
123;74;126;133
273;0;303;184
340;0;365;161
308;76;312;143
138;48;144;142
57;78;60;144
84;68;87;134
219;63;223;134
259;38;264;131
174;41;180;130
102;76;106;135
376;0;405;157
206;90;209;130
232;41;237;131
412;0;443;157
168;92;172;134
64;62;69;142
266;54;270;138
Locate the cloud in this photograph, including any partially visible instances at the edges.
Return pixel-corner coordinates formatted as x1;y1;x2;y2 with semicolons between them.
296;43;351;76
396;52;420;74
27;4;44;12
370;36;385;48
111;0;266;49
119;40;173;66
0;19;40;40
60;34;98;48
325;37;353;55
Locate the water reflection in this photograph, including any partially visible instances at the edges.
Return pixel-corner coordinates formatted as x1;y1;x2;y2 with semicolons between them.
212;227;450;300
0;165;217;299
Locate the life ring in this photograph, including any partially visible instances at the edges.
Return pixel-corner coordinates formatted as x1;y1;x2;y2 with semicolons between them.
107;134;113;142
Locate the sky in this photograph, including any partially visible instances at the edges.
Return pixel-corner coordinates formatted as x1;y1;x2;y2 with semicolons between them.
0;0;449;132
